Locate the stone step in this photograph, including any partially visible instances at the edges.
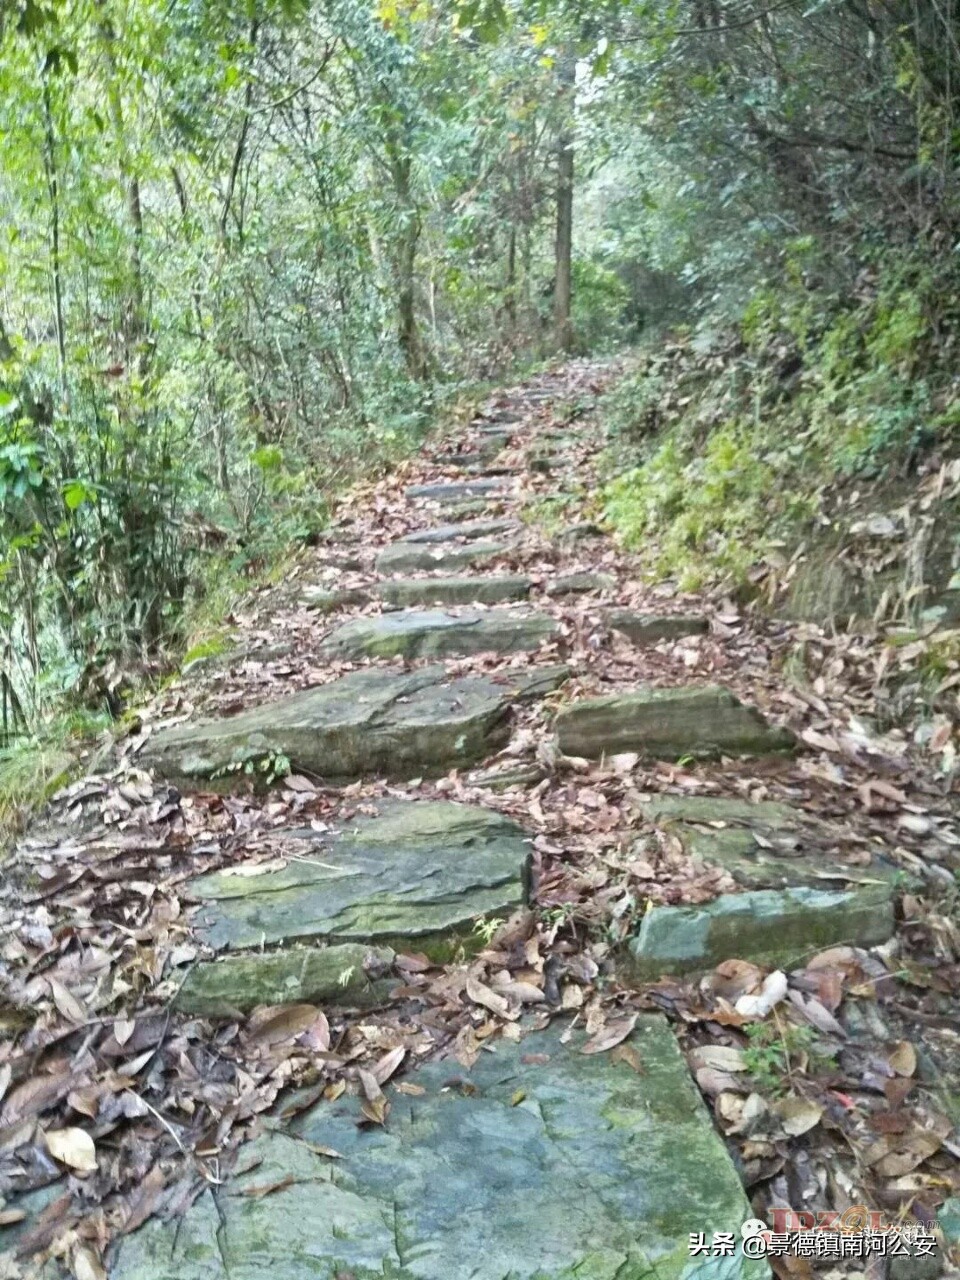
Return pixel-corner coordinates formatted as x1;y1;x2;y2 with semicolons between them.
112;1017;763;1280
621;792;901;979
184;800;530;966
142;665;567;786
555;685;795;761
547;571;616;596
401;518;520;545
376;538;508;575
378;574;532;608
302;585;373;613
626;884;894;980
607;609;708;644
320;608;560;661
639;794;904;892
176;942;395;1016
406;479;509;504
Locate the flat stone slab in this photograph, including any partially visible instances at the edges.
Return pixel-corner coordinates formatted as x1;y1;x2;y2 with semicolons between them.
111;1018;764;1280
141;666;544;785
641;794;901;890
376;538;507;575
402;518;520;544
320;608;559;661
626;884;895;979
405;479;508;504
175;943;396;1016
188;800;531;958
547;571;616;596
378;574;532;608
556;685;796;760
302;585;373;614
607;610;709;644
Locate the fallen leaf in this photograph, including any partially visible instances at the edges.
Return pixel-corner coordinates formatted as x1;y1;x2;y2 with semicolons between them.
45;1126;97;1172
773;1096;823;1136
887;1041;917;1077
580;1013;638;1055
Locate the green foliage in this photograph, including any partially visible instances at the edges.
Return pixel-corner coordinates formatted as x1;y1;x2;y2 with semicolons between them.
0;736;77;848
742;1021;821;1096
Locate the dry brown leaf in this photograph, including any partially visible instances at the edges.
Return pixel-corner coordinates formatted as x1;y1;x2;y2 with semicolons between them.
72;1244;107;1280
887;1041;917;1077
465;974;511;1019
45;1126;97;1172
48;978;86;1024
371;1047;406;1086
579;1013;638;1055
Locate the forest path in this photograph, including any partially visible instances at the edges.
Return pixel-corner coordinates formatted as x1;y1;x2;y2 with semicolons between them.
2;360;957;1277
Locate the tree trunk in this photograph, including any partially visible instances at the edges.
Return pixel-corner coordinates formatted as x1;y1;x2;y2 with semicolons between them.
554;57;576;353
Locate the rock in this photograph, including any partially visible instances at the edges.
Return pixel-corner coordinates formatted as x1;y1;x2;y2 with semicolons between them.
555;685;796;761
626;884;895;979
141;666;532;786
301;585;372;614
402;518;520;544
641;794;904;891
468;761;547;791
405;480;508;503
447;497;508;517
111;1018;765;1280
175;943;395;1016
547;571;616;596
607;610;708;644
376;538;507;575
182;642;292;678
188;800;531;958
377;574;532;608
557;521;605;543
320;608;559;661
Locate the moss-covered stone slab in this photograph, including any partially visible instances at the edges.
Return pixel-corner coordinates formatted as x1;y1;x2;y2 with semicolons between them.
320;608;559;661
111;1017;765;1280
626;884;895;979
607;610;709;644
405;479;508;503
188;800;531;956
378;574;532;608
402;517;520;544
641;794;902;891
141;666;531;785
375;538;507;575
556;685;796;761
175;943;396;1016
301;585;373;614
547;571;616;596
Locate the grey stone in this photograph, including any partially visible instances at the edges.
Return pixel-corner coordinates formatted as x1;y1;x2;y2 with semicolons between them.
468;761;547;791
141;666;533;786
111;1018;765;1280
626;884;895;979
377;574;532;608
301;586;372;614
405;480;508;503
401;518;520;544
175;944;396;1016
641;794;903;891
547;571;616;596
188;800;531;960
556;685;796;761
446;497;508;517
320;608;559;661
557;521;605;543
182;642;293;678
607;610;709;644
376;538;507;575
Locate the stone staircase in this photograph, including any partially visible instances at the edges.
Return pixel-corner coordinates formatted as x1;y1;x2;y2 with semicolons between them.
107;365;899;1279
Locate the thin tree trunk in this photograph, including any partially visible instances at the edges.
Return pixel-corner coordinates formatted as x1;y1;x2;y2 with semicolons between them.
554;57;575;353
42;82;68;401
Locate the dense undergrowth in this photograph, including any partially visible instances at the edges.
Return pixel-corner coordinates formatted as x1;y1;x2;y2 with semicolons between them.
603;247;960;605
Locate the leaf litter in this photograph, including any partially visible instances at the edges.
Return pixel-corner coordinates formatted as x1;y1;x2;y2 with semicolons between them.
0;359;957;1275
